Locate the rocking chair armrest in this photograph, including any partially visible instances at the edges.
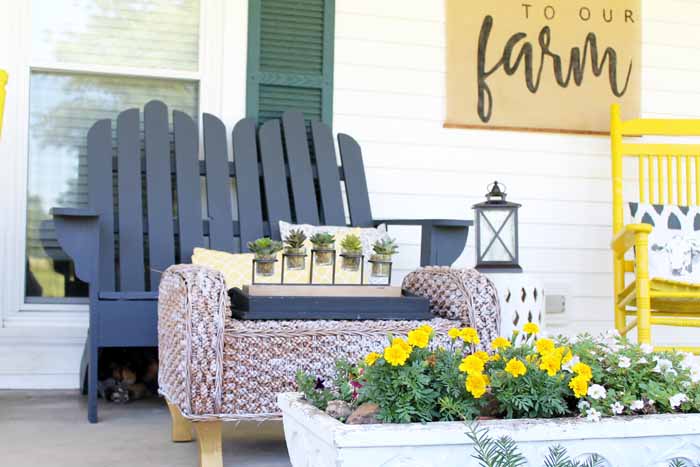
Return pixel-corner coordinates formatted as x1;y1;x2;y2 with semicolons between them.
611;223;653;258
374;219;473;267
50;208;100;284
158;264;228;417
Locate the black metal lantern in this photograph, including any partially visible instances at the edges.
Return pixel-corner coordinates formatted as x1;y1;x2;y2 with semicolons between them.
472;181;522;273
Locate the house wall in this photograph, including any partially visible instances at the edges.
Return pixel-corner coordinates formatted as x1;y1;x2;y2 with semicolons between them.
0;0;698;389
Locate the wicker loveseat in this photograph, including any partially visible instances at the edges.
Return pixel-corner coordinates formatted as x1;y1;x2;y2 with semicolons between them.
158;265;499;467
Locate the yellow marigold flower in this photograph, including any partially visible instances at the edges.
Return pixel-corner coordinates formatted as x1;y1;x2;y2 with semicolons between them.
465;373;489;398
539;350;562;376
459;354;485;375
460;327;481;345
448;328;461;340
535;338;555;355
490;354;501;362
364;352;380;366
383;344;409;366
561;349;573;364
418;324;434;336
407;329;430;349
392;337;412;354
523;322;540;335
505;358;527;378
490;337;511;351
473;351;490;363
569;375;589;398
572;362;592;381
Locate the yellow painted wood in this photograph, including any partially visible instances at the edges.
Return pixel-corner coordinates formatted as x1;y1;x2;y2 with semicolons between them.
622;118;700;136
0;70;7;139
610;104;700;348
166;402;193;443
686;156;692;206
611;223;653;258
654;346;700;354
194;421;223;467
639;156;654;203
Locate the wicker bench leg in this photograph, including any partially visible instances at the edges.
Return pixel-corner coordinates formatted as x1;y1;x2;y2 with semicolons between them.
166;402;193;442
194;421;223;467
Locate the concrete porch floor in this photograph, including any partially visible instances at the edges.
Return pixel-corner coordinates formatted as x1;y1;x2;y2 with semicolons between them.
1;390;292;467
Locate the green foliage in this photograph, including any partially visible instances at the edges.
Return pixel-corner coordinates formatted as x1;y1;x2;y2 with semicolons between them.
247;237;283;257
340;234;363;253
309;232;335;247
372;237;399;256
283;229;307;249
295;370;334;411
295;360;361;411
467;425;605;467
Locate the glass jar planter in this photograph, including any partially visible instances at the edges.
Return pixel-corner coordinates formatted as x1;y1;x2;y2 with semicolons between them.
341;251;363;272
370;254;392;278
284;248;306;270
254;256;277;277
313;246;335;266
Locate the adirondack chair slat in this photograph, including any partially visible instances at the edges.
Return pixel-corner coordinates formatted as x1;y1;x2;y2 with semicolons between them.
88;119;116;291
116;109;145;291
311;120;345;225
112;219;271;238
259;119;292;241
282;111;320;225
203;113;236;252
144;101;176;289
338;133;373;226
233;118;265;248
173;111;203;263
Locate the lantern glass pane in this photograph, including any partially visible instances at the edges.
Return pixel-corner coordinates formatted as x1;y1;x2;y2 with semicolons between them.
479;209;515;262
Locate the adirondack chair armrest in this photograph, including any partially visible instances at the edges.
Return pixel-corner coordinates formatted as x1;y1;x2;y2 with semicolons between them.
158;264;228;416
611;223;653;259
50;208;100;284
374;219;473;267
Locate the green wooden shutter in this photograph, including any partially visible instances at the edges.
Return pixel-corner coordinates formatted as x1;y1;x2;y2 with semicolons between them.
246;0;334;127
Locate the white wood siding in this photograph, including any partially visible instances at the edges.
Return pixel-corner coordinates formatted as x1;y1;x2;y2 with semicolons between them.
334;0;700;344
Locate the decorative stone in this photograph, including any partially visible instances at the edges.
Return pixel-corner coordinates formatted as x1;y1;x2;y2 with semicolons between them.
279;392;700;467
345;402;380;425
325;400;352;420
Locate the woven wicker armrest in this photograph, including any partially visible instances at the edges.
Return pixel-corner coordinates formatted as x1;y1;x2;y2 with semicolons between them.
158;264;228;418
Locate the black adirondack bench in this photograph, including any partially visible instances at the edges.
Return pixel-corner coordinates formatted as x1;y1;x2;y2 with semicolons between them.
51;100;472;422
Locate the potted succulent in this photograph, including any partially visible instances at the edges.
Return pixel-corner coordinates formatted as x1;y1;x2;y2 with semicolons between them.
370;237;398;277
340;234;363;272
283;229;308;270
247;237;283;277
310;232;336;266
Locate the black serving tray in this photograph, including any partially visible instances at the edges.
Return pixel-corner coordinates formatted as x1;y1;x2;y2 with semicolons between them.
228;287;431;320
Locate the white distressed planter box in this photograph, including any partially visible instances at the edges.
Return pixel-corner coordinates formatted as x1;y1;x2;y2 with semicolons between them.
278;392;700;467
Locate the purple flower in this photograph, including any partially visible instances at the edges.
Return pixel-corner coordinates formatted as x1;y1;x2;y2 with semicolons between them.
314;377;325;390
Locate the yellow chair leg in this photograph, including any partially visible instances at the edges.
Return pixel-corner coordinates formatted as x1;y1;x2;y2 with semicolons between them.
613;259;626;334
635;234;652;345
166;402;193;443
194;421;223;467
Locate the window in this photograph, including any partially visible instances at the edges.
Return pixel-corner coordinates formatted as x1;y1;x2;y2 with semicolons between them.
246;0;334;126
25;0;201;302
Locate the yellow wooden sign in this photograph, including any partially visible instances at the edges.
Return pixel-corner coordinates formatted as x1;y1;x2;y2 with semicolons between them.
0;70;7;139
445;0;641;134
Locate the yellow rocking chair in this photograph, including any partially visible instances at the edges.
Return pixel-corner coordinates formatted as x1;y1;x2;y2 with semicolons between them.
0;69;7;138
611;104;700;352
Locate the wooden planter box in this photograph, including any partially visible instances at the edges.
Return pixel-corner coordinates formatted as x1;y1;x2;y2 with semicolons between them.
278;393;700;467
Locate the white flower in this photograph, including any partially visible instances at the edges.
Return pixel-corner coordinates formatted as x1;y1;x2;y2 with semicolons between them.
577;400;591;411
618;356;631;369
670;393;688;409
563;355;580;373
667;368;678;377
588;384;607;400
637;357;648;365
586;408;602;422
653;358;673;374
649;399;655;406
640;343;654;354
630;400;644;411
690;367;700;384
610;402;624;415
